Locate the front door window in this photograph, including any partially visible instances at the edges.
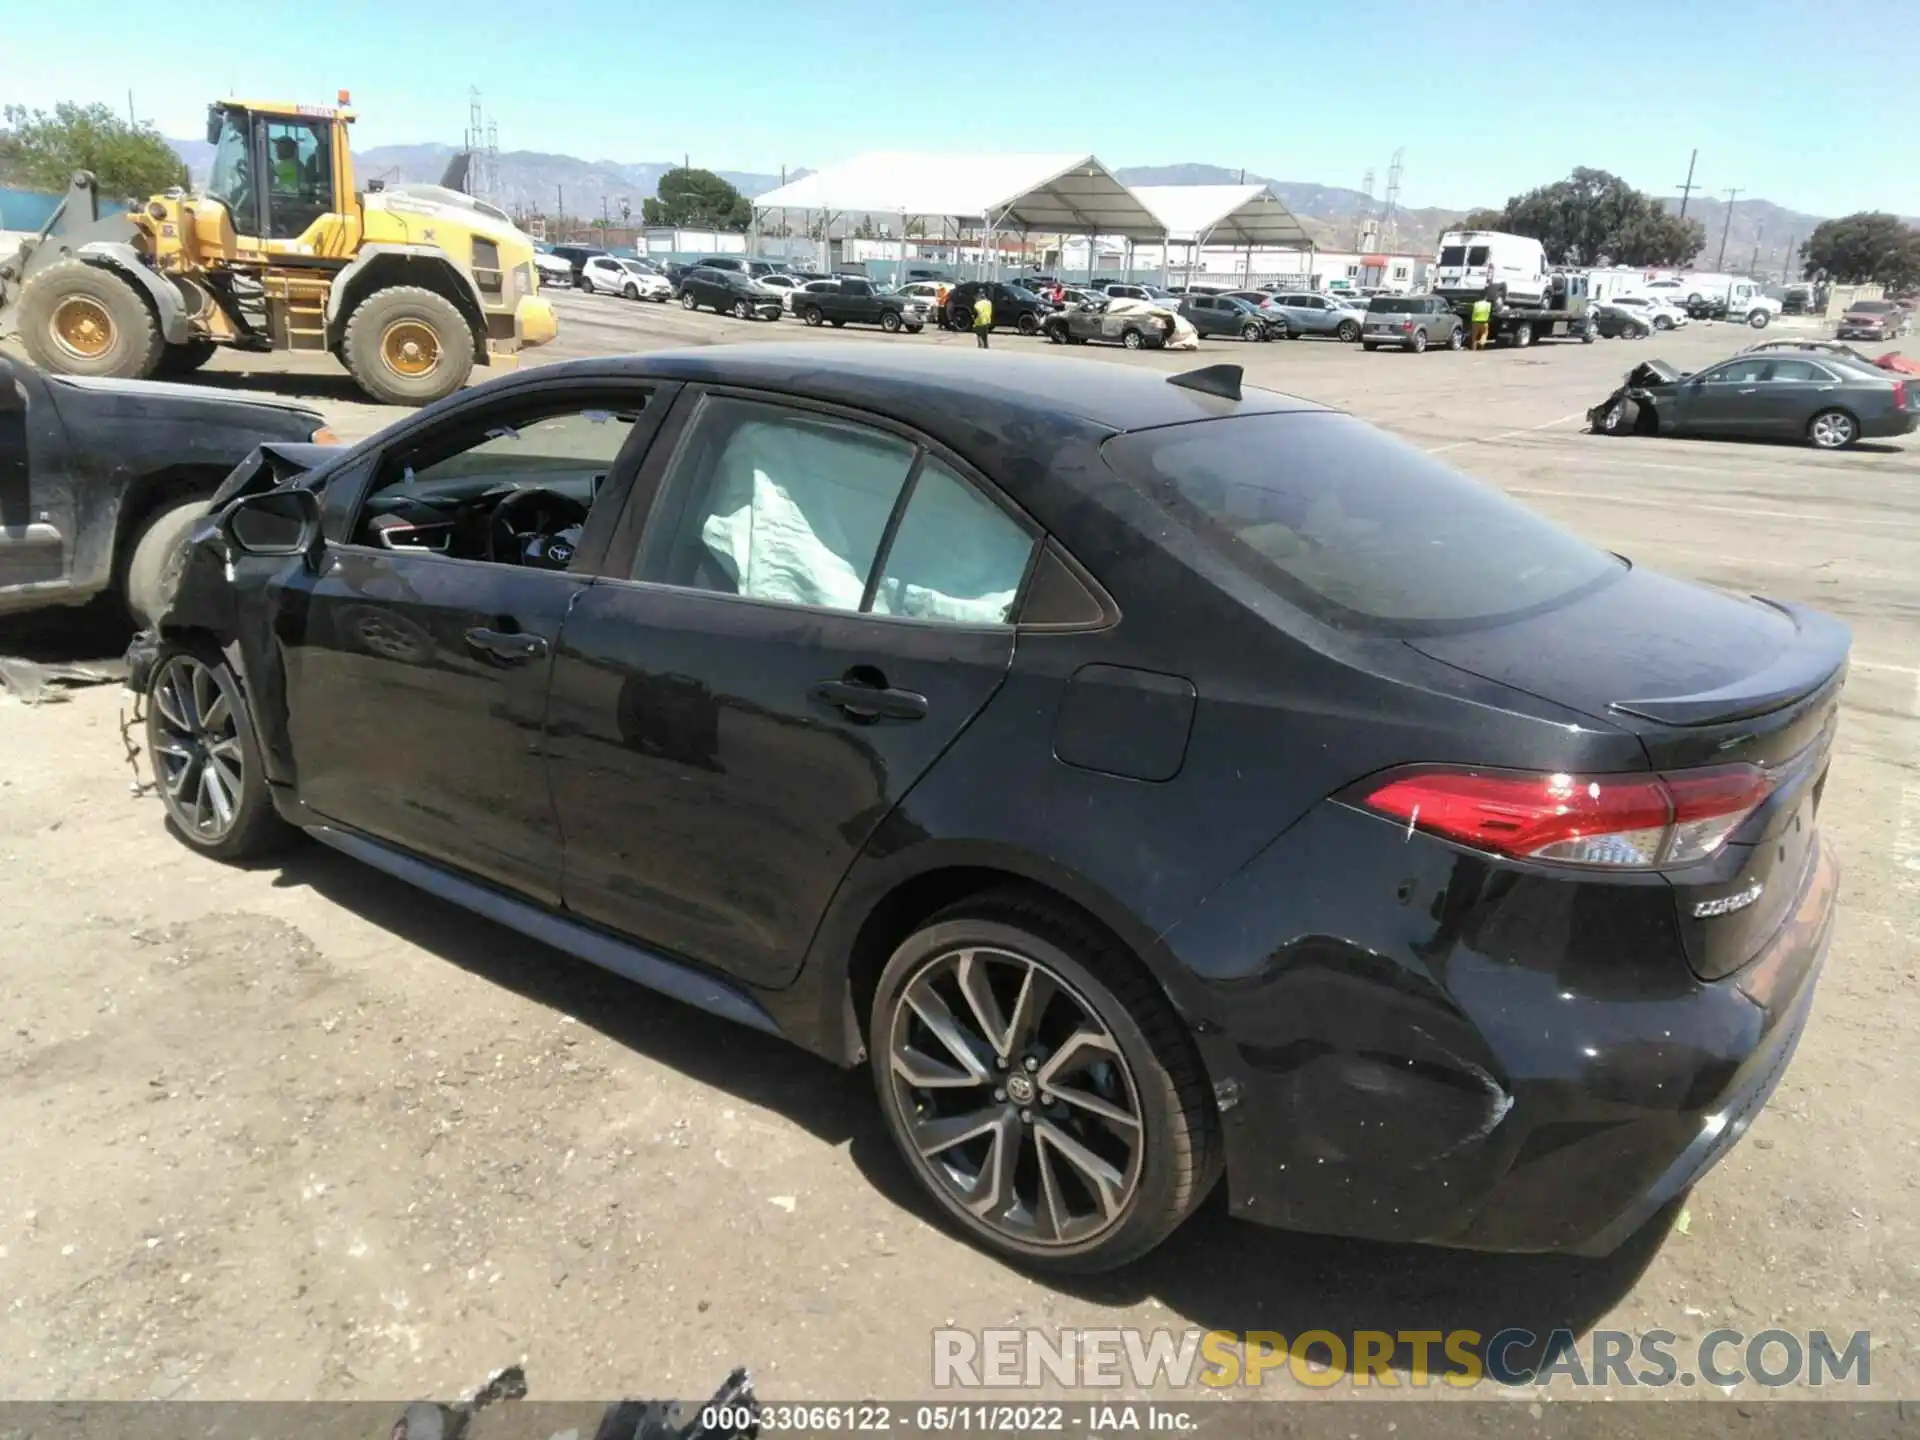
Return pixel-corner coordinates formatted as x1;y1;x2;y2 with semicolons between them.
263;119;333;241
204;108;257;234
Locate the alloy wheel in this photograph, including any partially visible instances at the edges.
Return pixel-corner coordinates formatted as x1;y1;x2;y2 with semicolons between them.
885;946;1144;1248
149;655;245;842
1809;411;1855;449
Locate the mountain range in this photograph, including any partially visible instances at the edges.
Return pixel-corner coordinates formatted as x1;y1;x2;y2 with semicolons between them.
165;139;1829;275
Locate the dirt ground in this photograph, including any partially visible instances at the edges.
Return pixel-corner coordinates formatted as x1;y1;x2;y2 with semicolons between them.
2;298;1917;1406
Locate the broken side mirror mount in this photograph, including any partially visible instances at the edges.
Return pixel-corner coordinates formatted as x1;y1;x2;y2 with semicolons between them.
221;487;323;562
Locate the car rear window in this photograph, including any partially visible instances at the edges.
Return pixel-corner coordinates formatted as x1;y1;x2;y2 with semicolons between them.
1850;300;1895;313
1101;412;1623;635
1367;297;1417;313
1438;246;1466;266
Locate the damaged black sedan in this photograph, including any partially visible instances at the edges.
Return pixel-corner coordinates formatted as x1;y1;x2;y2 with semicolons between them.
1592;353;1920;448
134;345;1842;1272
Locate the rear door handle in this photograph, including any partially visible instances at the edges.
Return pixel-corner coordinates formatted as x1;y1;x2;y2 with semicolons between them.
810;678;928;721
465;627;548;662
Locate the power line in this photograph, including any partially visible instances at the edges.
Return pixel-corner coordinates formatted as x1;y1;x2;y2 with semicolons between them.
1715;187;1743;270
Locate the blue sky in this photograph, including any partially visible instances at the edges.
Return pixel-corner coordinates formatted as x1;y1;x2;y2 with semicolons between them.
3;0;1913;217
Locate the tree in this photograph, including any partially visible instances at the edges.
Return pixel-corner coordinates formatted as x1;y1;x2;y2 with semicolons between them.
641;167;751;230
1801;212;1920;287
1464;167;1702;268
0;102;187;201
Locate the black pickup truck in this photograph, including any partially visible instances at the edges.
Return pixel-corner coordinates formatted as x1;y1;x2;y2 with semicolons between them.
1;355;330;624
790;278;930;333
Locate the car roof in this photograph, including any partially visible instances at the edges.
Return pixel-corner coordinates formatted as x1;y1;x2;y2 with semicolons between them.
525;344;1324;434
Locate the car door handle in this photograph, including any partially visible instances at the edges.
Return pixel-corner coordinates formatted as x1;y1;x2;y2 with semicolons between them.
810;678;928;721
1737;387;1758;394
465;627;548;662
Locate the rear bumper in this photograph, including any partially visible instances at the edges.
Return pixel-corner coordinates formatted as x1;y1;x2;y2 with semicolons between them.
1157;803;1838;1254
1863;409;1920;439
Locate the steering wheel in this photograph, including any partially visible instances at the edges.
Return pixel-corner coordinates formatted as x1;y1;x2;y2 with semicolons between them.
486;487;590;566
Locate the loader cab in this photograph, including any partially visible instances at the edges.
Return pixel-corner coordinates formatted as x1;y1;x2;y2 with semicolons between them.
203;101;356;254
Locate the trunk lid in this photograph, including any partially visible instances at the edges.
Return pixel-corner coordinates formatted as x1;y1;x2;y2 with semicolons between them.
1408;567;1849;980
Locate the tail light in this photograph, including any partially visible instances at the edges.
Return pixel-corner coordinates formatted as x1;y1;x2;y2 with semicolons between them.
1401;319;1414;332
1892;379;1907;409
1357;764;1775;869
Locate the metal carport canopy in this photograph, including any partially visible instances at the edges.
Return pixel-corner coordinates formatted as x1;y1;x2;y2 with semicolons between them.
1129;184;1313;247
751;152;1168;238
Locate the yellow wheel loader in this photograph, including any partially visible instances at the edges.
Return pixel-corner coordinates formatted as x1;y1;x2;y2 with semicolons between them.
0;93;557;406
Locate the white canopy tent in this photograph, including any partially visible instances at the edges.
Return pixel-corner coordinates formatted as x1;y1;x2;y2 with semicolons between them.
751;152;1171;279
1129;184;1314;287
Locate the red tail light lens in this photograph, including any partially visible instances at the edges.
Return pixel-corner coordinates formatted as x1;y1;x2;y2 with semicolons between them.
1359;764;1773;869
1892;379;1907;409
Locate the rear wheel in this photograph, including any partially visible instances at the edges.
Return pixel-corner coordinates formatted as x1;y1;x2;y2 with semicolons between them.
1121;328;1144;350
1807;409;1858;450
881;309;903;333
18;260;164;379
869;894;1220;1273
1016;313;1040;336
1361;341;1378;351
1336;319;1360;342
801;305;824;327
1410;327;1428;353
1654;315;1675;331
145;644;292;862
341;286;474;406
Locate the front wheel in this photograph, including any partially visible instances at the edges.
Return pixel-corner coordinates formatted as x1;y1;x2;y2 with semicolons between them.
1336;319;1360;342
1654;315;1675;331
1807;409;1858;450
1749;310;1772;329
733;299;752;320
681;292;699;310
1446;325;1465;351
145;645;292;862
1510;321;1534;349
1240;322;1262;342
880;310;903;333
122;496;208;626
17;259;165;379
341;286;474;406
1597;397;1639;436
155;339;220;377
623;285;639;300
1044;324;1067;345
869;895;1220;1273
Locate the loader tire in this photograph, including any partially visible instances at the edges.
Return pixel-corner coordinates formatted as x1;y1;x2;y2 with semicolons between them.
341;286;474;407
154;339;220;376
19;260;164;380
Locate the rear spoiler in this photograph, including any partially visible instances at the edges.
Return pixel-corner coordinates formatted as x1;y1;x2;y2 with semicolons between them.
1611;599;1850;726
207;441;339;509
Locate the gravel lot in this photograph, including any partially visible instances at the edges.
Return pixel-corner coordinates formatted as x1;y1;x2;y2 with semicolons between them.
2;296;1917;1404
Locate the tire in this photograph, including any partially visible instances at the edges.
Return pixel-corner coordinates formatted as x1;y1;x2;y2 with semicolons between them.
145;641;293;863
1749;310;1771;329
1581;321;1597;344
869;892;1221;1274
1044;324;1067;345
1361;342;1378;352
733;299;752;320
18;259;165;379
1446;325;1465;351
1016;313;1040;336
906;324;925;334
1336;319;1360;342
1654;315;1675;331
1511;321;1534;349
1121;328;1144;350
121;496;208;625
1806;409;1858;450
830;319;846;328
154;339;220;376
1240;322;1262;342
681;292;699;310
623;284;639;300
800;305;824;327
880;310;903;333
1597;397;1639;436
341;286;474;406
1410;328;1428;353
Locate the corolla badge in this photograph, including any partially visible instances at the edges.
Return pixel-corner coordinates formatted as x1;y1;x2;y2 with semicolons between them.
1694;881;1764;918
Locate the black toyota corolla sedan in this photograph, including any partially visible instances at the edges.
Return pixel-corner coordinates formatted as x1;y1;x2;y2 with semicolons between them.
132;345;1844;1273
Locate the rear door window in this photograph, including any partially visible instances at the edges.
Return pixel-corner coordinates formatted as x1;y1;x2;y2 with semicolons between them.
1101;413;1622;635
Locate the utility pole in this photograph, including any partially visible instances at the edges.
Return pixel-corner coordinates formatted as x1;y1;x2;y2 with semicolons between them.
1675;149;1699;221
127;90;136;126
602;196;610;228
556;186;564;237
1784;232;1798;280
1715;187;1743;270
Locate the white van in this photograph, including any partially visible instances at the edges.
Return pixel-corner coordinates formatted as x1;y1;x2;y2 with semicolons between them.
1432;230;1549;307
